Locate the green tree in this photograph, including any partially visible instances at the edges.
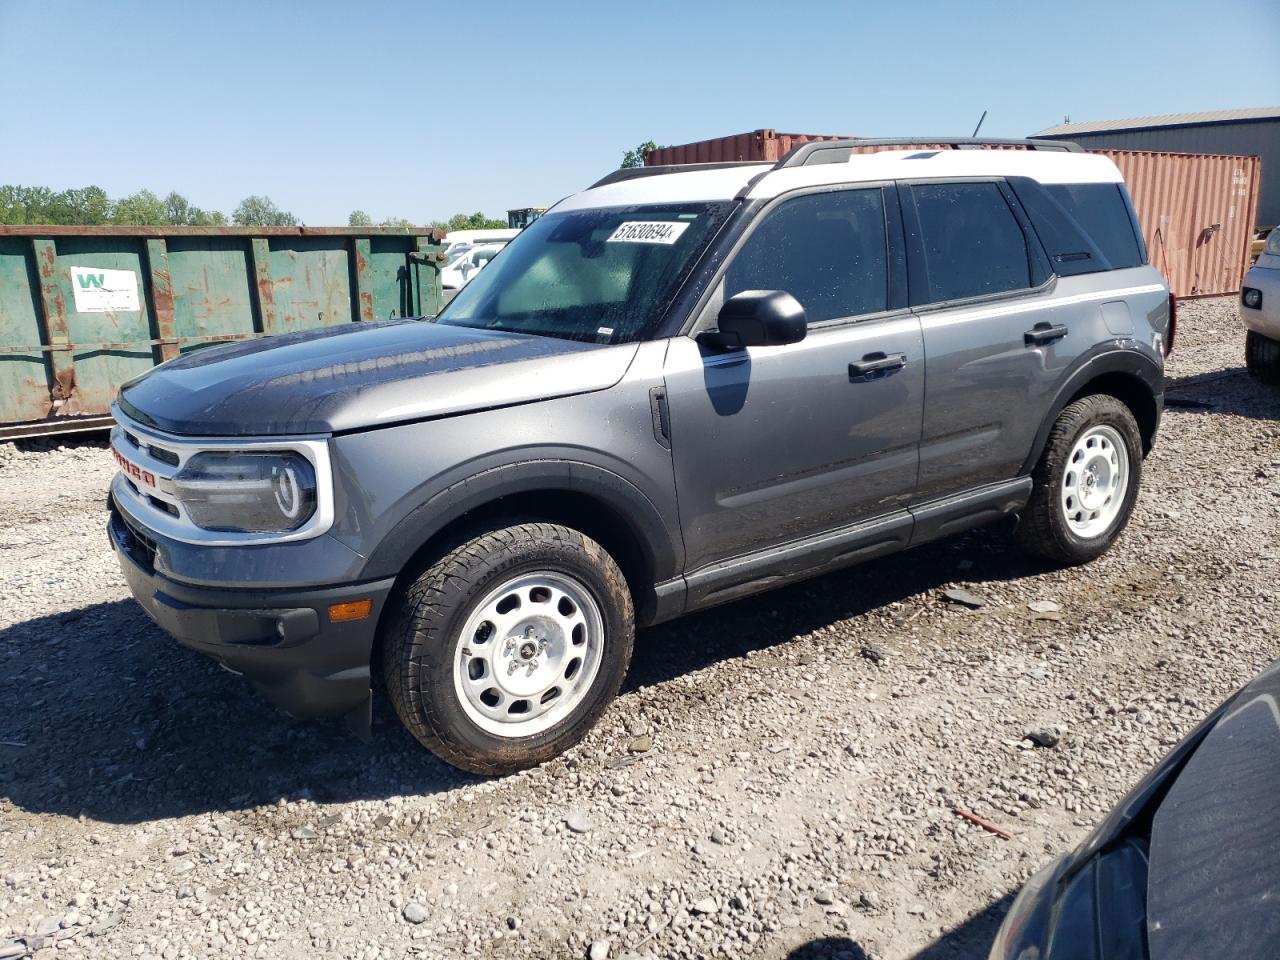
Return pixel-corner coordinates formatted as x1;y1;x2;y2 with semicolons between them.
110;189;168;225
348;209;373;227
233;195;298;227
163;191;226;226
620;140;660;169
443;211;507;231
0;185;55;224
379;216;414;228
49;186;111;225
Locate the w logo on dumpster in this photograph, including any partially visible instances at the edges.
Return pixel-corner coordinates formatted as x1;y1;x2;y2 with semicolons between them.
69;265;139;313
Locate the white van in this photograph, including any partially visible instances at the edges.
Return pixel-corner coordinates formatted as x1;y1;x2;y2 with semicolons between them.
441;228;519;258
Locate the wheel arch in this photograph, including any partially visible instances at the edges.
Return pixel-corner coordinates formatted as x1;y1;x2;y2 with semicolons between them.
1021;350;1163;475
365;460;682;630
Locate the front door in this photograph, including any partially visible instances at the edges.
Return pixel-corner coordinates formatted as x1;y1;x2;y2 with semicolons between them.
664;185;924;579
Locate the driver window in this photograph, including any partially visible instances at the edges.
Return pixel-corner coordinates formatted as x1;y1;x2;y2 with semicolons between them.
725;189;888;324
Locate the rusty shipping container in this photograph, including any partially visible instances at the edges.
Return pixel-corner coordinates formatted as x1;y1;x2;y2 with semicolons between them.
0;225;445;440
1099;149;1260;300
646;131;1262;298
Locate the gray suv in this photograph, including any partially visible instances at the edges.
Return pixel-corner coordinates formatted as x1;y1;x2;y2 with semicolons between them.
108;138;1171;774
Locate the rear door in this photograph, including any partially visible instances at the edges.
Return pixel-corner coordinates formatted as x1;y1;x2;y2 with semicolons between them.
901;178;1073;502
664;184;924;577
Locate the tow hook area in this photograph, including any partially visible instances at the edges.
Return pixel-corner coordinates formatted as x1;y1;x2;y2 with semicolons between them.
344;695;373;741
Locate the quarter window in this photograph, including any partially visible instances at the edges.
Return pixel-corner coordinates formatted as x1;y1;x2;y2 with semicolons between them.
1045;183;1144;270
725;189;889;324
909;182;1033;303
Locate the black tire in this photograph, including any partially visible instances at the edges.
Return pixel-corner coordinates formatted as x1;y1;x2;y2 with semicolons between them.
384;521;634;775
1246;330;1280;385
1017;394;1143;566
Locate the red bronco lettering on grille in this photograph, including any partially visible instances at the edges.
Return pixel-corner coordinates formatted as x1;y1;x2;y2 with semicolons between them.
112;446;156;487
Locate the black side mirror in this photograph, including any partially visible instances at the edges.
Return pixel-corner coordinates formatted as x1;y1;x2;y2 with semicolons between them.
703;290;807;349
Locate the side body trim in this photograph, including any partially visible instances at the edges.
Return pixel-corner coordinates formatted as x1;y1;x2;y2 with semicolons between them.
680;477;1031;614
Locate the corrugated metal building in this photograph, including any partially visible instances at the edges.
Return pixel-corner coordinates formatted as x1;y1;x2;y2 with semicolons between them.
1033;107;1279;226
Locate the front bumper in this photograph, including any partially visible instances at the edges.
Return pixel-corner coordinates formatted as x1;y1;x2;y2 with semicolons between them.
987;854;1070;959
109;498;395;734
1242;261;1280;339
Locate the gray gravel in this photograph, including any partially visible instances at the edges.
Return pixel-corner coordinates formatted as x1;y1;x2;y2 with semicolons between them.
1;296;1277;960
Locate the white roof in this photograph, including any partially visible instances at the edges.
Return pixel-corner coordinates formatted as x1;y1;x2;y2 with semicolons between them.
559;149;1124;211
1036;106;1280;137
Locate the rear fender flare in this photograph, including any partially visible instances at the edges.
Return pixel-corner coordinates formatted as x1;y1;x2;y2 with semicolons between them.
1020;348;1163;475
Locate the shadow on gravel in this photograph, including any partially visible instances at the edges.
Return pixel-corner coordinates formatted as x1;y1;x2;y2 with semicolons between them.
0;600;477;825
627;525;1035;694
3;523;1037;825
781;892;1014;960
1163;367;1280;420
908;893;1015;959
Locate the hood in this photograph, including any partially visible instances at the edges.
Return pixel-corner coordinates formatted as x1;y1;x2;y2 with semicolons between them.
1145;660;1280;960
117;320;638;436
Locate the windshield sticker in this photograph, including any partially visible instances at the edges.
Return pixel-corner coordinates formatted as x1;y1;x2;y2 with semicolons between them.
607;221;690;245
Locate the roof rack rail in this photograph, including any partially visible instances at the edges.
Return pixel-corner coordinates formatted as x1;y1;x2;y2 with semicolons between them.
589;161;772;190
776;137;1084;168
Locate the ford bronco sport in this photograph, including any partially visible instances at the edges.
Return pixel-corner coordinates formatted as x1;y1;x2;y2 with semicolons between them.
108;137;1171;774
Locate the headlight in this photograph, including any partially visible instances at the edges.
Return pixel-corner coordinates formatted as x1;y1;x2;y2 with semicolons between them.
1265;227;1280;257
172;451;317;533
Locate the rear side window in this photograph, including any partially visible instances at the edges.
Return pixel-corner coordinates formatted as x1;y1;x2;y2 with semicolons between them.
1045;183;1144;270
725;188;888;324
908;182;1033;304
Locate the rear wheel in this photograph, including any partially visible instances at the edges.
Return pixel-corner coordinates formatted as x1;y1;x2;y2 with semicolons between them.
1246;330;1280;385
384;522;634;775
1017;395;1143;566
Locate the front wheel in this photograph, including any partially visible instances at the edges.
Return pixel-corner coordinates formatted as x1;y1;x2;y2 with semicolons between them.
384;522;634;775
1246;330;1280;385
1017;394;1143;566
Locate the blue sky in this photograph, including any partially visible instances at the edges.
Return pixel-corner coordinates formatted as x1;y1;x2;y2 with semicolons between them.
2;0;1277;225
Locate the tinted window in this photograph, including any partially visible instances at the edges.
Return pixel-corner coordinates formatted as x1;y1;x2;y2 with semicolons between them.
1046;183;1144;269
439;202;733;343
725;189;888;324
910;182;1031;303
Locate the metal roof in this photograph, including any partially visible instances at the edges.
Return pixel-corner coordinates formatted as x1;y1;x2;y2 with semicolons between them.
1035;107;1280;137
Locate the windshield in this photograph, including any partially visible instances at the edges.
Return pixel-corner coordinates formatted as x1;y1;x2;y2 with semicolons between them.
436;201;734;343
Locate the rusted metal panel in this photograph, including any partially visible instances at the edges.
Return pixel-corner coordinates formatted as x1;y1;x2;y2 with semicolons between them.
0;225;446;239
645;132;1261;298
30;238;78;415
1100;149;1261;298
0;238;54;424
352;237;375;323
647;130;849;165
0;226;449;439
145;239;179;361
248;237;279;334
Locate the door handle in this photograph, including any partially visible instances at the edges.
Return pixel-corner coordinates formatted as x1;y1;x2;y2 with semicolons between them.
1024;322;1069;346
848;352;907;378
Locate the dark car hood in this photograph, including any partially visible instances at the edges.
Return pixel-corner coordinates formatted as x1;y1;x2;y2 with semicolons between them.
118;320;638;436
1146;660;1280;960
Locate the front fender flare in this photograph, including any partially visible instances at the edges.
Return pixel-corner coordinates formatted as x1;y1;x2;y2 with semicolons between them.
361;458;681;589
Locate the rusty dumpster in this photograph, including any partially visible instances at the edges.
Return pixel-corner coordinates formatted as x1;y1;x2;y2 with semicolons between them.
0;225;444;440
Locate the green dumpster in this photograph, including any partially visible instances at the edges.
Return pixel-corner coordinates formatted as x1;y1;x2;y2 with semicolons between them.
0;225;445;440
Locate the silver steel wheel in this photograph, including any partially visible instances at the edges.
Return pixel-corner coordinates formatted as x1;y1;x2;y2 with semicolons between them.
1060;424;1129;538
452;571;605;738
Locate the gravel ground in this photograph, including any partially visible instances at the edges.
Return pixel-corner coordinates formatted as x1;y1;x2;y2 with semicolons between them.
1;296;1277;960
